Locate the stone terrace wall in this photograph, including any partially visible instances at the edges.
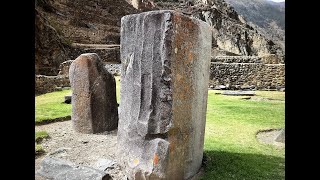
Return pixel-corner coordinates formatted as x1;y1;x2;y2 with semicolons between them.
35;75;70;95
36;60;121;95
210;55;285;89
69;44;120;64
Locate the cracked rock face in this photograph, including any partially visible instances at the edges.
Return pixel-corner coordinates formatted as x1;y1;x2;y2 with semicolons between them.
69;53;118;134
117;10;211;179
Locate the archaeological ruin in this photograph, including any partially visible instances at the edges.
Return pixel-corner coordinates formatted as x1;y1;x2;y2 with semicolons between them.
116;10;211;179
35;1;285;179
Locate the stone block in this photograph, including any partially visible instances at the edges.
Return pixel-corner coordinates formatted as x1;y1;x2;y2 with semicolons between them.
69;53;118;134
117;10;211;179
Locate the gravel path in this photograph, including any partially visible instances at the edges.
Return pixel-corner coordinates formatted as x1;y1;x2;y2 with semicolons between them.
35;120;127;180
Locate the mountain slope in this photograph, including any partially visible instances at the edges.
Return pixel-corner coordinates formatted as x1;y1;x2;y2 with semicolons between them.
152;0;284;61
35;0;139;75
36;0;285;75
224;0;285;50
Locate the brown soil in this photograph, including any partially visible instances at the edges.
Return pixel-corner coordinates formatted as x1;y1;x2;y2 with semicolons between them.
35;120;127;180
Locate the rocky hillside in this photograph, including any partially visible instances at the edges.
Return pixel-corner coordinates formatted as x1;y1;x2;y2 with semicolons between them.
224;0;285;50
36;0;284;75
150;0;284;61
35;0;139;75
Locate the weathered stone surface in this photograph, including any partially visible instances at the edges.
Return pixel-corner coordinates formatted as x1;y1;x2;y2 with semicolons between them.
94;159;116;171
154;0;284;62
70;44;121;64
69;53;118;134
117;10;211;179
274;128;285;143
105;63;122;76
37;156;110;180
212;56;263;63
35;75;70;95
35;8;69;76
260;54;281;64
209;62;285;90
64;95;72;104
222;91;255;96
58;60;74;77
213;85;227;90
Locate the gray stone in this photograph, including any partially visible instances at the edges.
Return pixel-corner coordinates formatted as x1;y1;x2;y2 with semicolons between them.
55;87;63;91
105;63;122;76
94;159;116;171
37;157;110;180
64;95;72;104
55;166;111;180
222;91;255;96
48;147;71;156
117;10;211;179
58;60;74;77
274;128;285;143
213;85;226;90
240;85;255;90
69;53;118;134
37;157;74;179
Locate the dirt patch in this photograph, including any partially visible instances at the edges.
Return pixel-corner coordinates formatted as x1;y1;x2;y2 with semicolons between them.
35;120;127;180
256;129;285;148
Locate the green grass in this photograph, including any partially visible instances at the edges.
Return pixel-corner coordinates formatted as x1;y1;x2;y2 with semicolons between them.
255;91;285;101
35;77;121;124
115;76;120;103
35;78;284;179
35;144;45;155
35;89;72;124
202;90;285;179
35;131;49;155
35;131;49;143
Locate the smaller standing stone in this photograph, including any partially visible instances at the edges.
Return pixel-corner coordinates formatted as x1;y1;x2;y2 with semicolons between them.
69;53;118;134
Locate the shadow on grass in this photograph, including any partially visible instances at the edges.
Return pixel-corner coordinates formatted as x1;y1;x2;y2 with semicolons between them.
201;150;285;180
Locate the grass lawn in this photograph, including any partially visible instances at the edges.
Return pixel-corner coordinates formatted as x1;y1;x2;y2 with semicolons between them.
35;131;49;155
35;76;121;124
35;77;284;179
202;90;285;179
35;89;72;124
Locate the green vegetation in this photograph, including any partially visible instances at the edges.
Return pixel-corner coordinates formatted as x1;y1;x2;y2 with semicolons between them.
35;78;284;179
35;131;49;155
35;131;49;143
35;89;72;124
35;144;45;155
202;90;285;179
115;76;120;103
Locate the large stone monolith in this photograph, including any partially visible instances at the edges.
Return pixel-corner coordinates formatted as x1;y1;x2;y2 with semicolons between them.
69;53;118;134
117;10;212;179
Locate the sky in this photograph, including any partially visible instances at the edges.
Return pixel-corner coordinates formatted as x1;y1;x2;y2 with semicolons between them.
270;0;285;2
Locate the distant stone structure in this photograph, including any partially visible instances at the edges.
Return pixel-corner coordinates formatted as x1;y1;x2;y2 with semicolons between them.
69;44;121;64
117;10;211;179
69;53;118;134
35;75;70;95
210;55;285;90
58;60;74;77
